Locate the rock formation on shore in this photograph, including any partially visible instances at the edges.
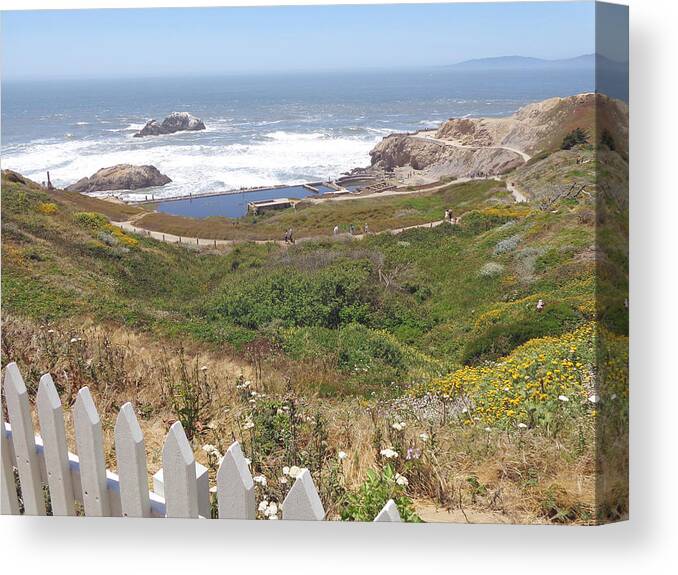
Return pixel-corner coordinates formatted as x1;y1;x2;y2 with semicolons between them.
134;112;206;137
368;93;628;180
66;164;171;193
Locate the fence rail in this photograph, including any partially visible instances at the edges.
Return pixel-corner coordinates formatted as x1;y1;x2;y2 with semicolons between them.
1;362;401;522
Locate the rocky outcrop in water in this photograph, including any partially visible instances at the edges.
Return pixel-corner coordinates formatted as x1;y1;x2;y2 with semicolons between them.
134;112;206;137
66;164;171;193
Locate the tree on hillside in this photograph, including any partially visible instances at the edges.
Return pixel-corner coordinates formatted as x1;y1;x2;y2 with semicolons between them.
561;128;589;150
600;128;616;151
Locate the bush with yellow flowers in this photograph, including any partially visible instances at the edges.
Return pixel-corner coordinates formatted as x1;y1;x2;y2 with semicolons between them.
36;202;58;215
411;322;623;431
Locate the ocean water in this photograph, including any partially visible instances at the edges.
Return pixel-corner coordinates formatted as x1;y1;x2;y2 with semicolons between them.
1;68;593;201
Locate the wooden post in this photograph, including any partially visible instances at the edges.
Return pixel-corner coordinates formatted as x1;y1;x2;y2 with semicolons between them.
114;403;151;518
36;374;76;516
162;421;198;518
217;441;255;519
3;363;46;515
74;387;111;516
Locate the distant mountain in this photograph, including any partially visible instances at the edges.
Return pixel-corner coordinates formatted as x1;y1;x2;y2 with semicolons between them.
447;54;613;71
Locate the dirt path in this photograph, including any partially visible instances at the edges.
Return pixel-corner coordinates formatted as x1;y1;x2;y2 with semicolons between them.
111;217;451;247
506;180;528;203
410;133;532;162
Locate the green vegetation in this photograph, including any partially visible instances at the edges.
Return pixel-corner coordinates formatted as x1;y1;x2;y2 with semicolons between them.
1;137;628;523
561;127;589;150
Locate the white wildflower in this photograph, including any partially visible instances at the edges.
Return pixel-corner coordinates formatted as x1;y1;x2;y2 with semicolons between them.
253;475;267;486
395;473;409;486
288;465;303;479
419;432;429;442
258;500;269;512
380;448;398;459
242;418;255;430
282;466;290;476
338;451;347;460
278;476;288;484
392;422;406;431
517;423;528;429
199;365;208;372
588;394;600;404
558;395;569;402
484;427;492;432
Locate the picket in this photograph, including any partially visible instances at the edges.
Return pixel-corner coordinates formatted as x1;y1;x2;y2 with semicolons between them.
1;421;20;515
162;421;199;518
3;362;46;515
3;364;402;523
217;441;255;520
374;499;402;522
282;469;325;521
153;462;210;519
114;403;151;518
73;387;111;516
36;374;76;516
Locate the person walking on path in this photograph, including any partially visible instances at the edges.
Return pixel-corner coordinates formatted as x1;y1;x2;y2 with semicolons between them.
536;299;545;312
333;225;340;236
288;228;295;244
363;223;369;235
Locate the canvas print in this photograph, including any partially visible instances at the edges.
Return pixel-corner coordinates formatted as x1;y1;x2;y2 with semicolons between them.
1;2;628;524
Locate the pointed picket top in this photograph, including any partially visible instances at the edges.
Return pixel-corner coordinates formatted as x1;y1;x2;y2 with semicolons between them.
1;421;20;515
282;468;325;521
114;402;151;518
162;421;198;518
374;499;402;522
3;362;46;515
74;386;111;516
217;441;255;519
36;374;75;516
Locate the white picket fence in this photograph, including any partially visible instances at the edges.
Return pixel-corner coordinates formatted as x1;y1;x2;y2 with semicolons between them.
1;362;401;522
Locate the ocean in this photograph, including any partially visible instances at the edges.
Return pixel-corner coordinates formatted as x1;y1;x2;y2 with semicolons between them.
1;67;593;201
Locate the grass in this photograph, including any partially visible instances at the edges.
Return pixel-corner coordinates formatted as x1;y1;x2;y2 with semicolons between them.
133;179;509;240
1;144;628;524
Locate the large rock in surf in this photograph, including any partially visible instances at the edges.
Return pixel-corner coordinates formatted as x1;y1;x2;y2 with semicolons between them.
66;164;171;193
134;112;206;137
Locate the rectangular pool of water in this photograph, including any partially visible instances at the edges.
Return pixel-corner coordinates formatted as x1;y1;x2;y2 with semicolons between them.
153;185;327;219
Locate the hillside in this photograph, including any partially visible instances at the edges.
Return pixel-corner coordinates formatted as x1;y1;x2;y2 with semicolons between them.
1;127;627;523
369;93;628;181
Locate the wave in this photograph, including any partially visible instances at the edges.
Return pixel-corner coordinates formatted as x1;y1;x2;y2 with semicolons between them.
2;128;381;199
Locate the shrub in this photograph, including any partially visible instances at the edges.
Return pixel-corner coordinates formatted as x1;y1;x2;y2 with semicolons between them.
494;234;521;255
479;262;504;277
462;302;582;364
561;128;589;150
36;202;58;215
73;211;108;231
340;465;421;522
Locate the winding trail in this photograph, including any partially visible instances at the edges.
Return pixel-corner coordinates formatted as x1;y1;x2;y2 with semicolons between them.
409;134;533;163
111;217;449;248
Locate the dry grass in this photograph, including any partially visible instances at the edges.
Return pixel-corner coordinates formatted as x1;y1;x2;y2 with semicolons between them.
2;314;599;523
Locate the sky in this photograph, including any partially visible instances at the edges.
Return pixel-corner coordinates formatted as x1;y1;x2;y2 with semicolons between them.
1;2;597;80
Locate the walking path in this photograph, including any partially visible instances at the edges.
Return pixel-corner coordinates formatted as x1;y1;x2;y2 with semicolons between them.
111;216;450;248
410;134;532;163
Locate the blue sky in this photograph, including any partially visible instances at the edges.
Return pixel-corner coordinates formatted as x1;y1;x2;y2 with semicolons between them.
1;2;596;79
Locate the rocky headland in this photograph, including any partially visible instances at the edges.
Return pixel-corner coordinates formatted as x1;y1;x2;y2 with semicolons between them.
66;164;171;193
134;112;206;137
366;93;628;183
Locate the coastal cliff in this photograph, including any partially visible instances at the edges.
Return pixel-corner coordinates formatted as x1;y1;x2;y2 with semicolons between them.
368;93;628;180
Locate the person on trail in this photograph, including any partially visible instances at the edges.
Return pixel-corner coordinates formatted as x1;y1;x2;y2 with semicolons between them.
288;228;295;244
536;299;545;312
444;209;450;222
333;225;340;236
283;229;289;243
349;223;355;235
363;223;369;235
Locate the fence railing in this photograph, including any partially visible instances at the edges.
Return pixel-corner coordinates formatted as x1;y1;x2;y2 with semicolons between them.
1;362;401;522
